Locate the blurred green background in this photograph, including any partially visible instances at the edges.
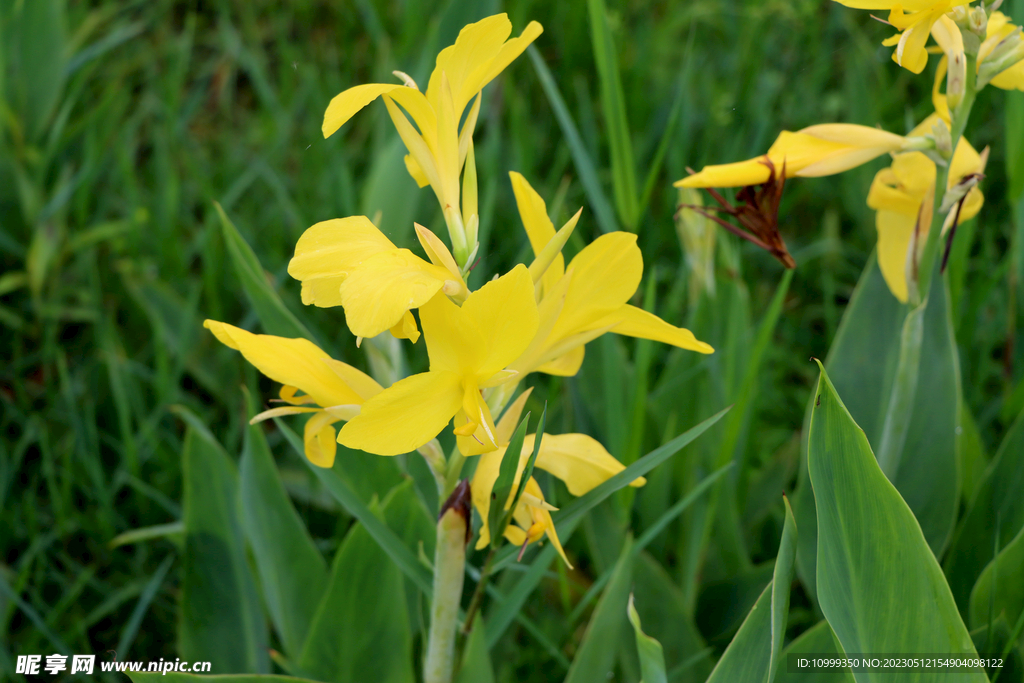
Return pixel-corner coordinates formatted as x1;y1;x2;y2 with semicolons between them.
3;0;1023;681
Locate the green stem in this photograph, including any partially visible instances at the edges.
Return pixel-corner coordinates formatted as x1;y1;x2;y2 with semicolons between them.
876;54;980;479
424;483;470;683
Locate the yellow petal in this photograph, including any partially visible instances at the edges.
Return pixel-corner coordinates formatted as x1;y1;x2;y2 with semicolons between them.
288;216;395;308
960;186;985;222
420;291;485;374
550;233;642;341
521;478;571;567
322;83;404;138
426;15;512;115
250;406;320;423
590;304;714;354
457;380;499;455
510;171;564;293
676;157;774;188
204;320;365;407
460;264;540;379
529;433;645;496
535;346;586;377
876;209;916;303
415;223;462;279
404;154;431;188
932;57;951;124
338;371;463;455
990;62;1024;91
472;21;544;110
832;0;947;9
320;359;383;401
390;310;422;344
339;249;452;339
304;410;339;468
893;10;943;74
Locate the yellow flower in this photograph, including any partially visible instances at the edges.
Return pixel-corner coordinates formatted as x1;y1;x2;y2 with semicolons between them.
321;14;542;264
287;215;467;342
867;113;987;302
931;11;1024;105
676;124;905;189
338;264;538;456
507;173;713;379
833;1;972;74
470;391;646;567
203;320;383;468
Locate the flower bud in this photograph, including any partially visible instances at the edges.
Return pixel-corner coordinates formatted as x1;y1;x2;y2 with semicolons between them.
978;28;1024;87
931;118;953;159
946;50;967;110
969;6;988;37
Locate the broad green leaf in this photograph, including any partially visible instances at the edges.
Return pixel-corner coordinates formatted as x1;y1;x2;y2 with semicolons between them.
969;524;1024;634
127;673;320;683
216;202;317;344
796;254;960;601
527;45;619;234
970;616;1024;682
628;593;667;683
775;621;854;683
808;362;984;682
455;615;496;683
958;403;988;506
489;412;530;548
705;583;772;683
177;420;268;673
946;406;1024;614
586;0;637;229
274;419;434;597
564;536;635;683
768;498;798;683
297;496;414;683
240;392;328;658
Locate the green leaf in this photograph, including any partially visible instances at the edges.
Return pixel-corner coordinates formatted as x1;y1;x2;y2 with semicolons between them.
240;392;328;658
586;0;637;229
970;616;1024;682
564;536;635;683
455;615;496;683
297;496;415;683
527;45;619;234
127;673;321;683
769;497;798;683
177;420;268;673
108;521;184;549
703;495;797;683
969;524;1024;634
628;593;667;683
946;406;1024;614
13;0;67;141
774;621;854;683
489;412;530;548
274;419;434;597
808;362;984;681
512;404;546;510
215;202;317;344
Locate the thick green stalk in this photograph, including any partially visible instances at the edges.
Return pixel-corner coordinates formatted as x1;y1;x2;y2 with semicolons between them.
875;54;978;478
424;481;470;683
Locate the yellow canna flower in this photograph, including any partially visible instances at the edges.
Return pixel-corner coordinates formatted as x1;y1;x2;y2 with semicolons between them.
507;173;713;379
676;124;905;189
470;391;646;567
203;320;383;468
321;14;542;265
931;11;1024;100
287;215;468;342
834;1;972;74
337;264;539;456
867;113;987;302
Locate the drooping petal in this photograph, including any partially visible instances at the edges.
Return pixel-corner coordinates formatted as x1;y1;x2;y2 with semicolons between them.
390;311;422;344
322;83;404;138
338;371;463;455
338;249;454;339
288;216;396;308
530;433;646;496
876;209;917;304
588;304;714;354
303;410;340;467
204;320;365;407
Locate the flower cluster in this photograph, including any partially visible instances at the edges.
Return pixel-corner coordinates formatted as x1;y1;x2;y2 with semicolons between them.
679;0;1022;304
205;15;712;563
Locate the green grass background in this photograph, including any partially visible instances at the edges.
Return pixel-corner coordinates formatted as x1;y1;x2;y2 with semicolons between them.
2;0;1024;680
